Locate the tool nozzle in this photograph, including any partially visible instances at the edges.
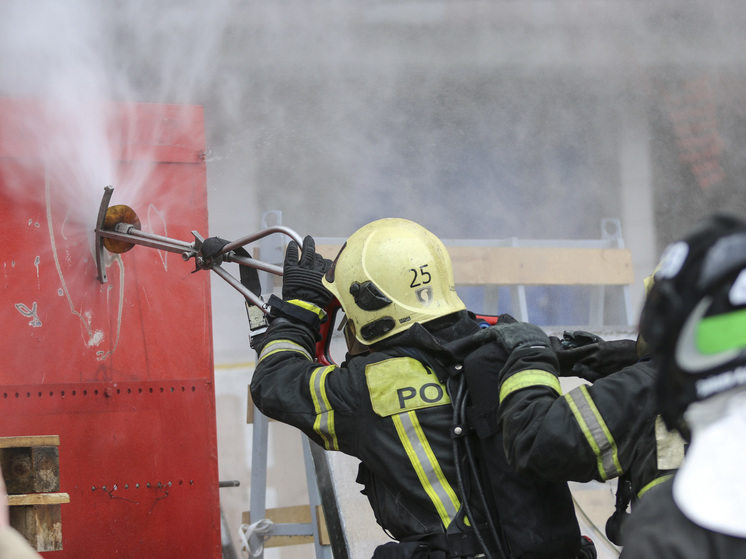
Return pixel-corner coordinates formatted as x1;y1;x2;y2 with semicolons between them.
101;204;141;254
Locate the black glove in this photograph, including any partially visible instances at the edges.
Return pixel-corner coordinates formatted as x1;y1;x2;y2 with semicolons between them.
200;236;261;297
200;236;231;260
550;330;638;382
282;235;333;309
491;321;552;353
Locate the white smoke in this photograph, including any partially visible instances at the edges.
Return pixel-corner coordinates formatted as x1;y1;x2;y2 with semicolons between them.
0;0;239;227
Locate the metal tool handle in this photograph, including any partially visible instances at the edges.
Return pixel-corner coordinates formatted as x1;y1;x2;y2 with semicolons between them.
94;186;303;313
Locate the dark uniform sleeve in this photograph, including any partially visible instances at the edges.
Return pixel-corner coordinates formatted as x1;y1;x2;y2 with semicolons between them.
497;354;664;492
250;318;363;454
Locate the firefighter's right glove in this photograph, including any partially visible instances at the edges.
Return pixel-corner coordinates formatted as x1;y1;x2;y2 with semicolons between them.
489;321;560;405
550;331;638;383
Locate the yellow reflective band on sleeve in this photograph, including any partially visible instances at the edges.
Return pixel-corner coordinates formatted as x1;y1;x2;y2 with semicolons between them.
287;299;327;321
499;369;561;404
258;339;313;364
310;365;339;451
637;474;674;500
366;357;451;417
564;385;623;480
393;411;461;528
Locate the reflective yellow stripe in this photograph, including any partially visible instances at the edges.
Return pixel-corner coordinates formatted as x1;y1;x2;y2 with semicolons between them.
287;299;327;321
637;474;674;499
310;366;339;450
564;385;623;480
499;369;561;404
258;339;312;364
393;411;460;528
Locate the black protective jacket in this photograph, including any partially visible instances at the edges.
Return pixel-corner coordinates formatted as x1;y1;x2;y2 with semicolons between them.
619;477;746;558
495;356;682;499
251;311;483;541
251;311;582;559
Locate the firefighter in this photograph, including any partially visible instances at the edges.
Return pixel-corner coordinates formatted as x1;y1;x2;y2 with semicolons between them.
465;271;686;546
0;465;43;558
248;218;588;559
460;272;684;545
618;213;746;558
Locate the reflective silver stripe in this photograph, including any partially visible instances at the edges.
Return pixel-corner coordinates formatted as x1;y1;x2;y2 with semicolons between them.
258;339;312;364
564;385;623;480
310;366;338;450
393;411;460;527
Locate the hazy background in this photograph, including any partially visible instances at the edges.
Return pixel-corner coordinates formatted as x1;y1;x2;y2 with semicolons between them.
3;1;746;556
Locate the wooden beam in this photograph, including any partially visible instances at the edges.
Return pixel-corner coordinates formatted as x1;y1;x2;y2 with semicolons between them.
0;446;60;494
316;244;633;287
9;503;64;551
449;246;634;286
242;504;330;548
7;493;70;506
0;436;60;449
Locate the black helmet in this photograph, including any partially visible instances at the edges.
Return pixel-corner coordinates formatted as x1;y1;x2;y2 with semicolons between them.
639;213;746;432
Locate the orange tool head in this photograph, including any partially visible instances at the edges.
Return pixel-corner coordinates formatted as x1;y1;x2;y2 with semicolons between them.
102;204;141;253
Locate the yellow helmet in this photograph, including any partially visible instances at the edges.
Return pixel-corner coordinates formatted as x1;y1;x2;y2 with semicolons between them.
322;218;466;345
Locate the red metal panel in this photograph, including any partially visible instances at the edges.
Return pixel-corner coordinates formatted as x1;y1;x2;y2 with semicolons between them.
0;98;221;557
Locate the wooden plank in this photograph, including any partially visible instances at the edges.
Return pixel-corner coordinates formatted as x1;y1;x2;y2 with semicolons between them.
449;247;634;286
9;503;64;551
316;245;634;287
8;493;70;506
315;503;330;546
242;504;330;548
0;436;60;449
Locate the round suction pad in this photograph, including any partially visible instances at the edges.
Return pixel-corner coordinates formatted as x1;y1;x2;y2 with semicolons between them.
102;204;141;253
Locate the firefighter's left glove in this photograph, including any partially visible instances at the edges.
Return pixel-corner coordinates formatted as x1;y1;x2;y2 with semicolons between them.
282;235;333;308
267;235;333;340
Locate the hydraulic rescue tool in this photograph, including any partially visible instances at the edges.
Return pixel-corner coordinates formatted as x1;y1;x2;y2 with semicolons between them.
94;186;341;364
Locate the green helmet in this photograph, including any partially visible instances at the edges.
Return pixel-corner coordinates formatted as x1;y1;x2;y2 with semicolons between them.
322;218;465;345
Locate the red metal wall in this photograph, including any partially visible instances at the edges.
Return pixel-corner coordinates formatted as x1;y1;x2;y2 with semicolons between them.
0;98;221;557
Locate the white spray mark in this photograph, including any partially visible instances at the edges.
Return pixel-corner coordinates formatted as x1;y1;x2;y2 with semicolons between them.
15;302;42;328
34;256;40;287
147;203;169;272
60;209;71;240
44;168;123;355
97;255;124;360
